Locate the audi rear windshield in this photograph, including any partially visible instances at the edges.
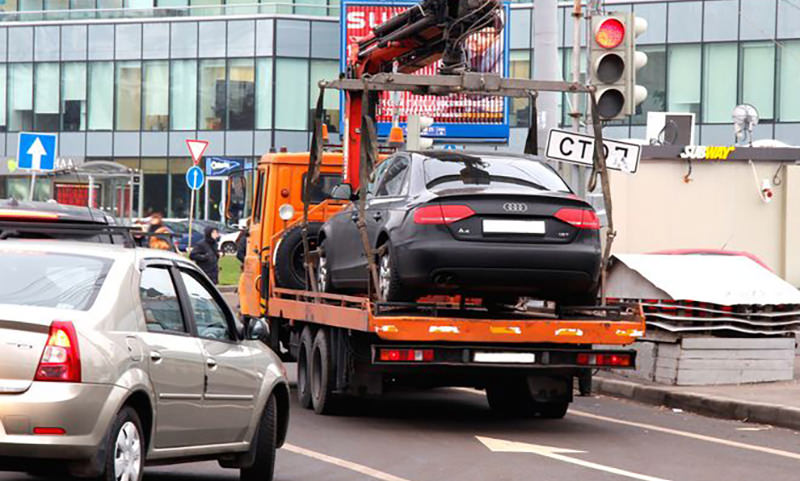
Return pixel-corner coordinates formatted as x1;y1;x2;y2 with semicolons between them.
422;154;570;192
0;251;112;310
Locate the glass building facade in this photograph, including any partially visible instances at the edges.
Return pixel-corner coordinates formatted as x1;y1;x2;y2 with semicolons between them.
0;0;799;216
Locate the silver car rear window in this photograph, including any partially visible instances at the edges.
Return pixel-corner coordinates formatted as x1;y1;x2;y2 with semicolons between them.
0;251;113;311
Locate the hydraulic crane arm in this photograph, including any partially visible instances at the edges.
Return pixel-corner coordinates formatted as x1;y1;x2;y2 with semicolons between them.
343;0;503;189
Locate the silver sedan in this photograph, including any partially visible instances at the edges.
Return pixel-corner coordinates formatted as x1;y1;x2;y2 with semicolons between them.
0;240;289;481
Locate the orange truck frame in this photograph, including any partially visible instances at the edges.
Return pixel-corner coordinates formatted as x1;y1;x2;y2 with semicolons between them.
237;150;645;417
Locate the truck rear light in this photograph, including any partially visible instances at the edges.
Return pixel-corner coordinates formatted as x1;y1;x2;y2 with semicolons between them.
33;427;66;435
35;321;81;383
414;205;475;224
379;349;434;362
554;208;600;230
576;352;631;367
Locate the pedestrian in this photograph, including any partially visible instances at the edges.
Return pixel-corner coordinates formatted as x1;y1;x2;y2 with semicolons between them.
190;225;221;284
236;220;250;263
147;213;173;250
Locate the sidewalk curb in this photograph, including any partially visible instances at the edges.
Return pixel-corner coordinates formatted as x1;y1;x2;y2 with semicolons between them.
217;285;237;293
593;376;800;432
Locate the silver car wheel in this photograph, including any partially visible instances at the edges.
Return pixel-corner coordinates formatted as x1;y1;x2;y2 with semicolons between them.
379;253;391;301
317;254;328;292
114;421;142;481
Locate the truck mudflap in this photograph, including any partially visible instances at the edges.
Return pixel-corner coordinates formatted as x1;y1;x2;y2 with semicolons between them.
370;345;636;369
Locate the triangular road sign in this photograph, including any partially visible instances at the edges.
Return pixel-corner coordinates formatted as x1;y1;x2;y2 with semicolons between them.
186;139;209;165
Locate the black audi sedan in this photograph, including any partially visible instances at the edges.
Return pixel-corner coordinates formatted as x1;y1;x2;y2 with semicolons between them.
316;151;602;307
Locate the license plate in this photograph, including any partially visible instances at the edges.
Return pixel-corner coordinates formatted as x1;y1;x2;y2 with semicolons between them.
473;352;536;364
482;219;545;234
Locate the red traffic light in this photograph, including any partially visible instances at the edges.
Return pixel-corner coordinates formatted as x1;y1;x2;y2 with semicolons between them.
595;18;625;49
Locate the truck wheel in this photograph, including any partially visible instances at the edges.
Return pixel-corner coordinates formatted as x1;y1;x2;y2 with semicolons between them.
310;328;337;415
98;406;144;481
535;401;569;419
274;223;322;290
296;326;314;409
485;380;535;418
240;394;277;481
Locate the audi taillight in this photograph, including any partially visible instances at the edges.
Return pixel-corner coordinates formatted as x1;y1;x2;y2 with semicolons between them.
35;321;81;383
595;18;625;49
554;208;600;230
414;205;475;224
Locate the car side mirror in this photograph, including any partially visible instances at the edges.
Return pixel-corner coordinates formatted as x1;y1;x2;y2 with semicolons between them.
331;183;355;201
247;318;270;342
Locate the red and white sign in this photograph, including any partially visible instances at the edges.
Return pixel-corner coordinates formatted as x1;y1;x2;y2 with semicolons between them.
343;3;506;127
186;139;209;165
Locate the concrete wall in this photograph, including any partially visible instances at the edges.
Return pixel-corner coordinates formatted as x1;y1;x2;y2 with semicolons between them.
609;160;800;286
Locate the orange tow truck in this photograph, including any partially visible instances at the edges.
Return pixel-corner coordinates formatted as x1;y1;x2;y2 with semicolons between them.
236;0;644;417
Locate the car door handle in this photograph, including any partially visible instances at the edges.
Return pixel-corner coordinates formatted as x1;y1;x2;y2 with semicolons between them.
150;351;163;363
206;357;218;369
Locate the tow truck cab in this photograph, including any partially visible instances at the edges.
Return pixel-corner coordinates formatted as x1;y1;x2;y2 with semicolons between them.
237;152;345;319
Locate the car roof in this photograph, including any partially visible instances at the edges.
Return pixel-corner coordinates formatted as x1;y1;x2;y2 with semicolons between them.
0;198;114;224
408;150;546;163
0;238;188;264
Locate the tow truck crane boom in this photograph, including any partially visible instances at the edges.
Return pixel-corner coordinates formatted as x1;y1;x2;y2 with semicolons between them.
342;0;504;189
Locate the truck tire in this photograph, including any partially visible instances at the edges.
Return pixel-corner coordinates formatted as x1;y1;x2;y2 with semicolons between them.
535;401;569;419
485;380;535;418
296;326;314;409
310;328;338;415
274;223;322;290
240;394;277;481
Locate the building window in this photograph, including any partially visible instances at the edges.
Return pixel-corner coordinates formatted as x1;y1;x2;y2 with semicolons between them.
170;59;197;130
633;46;666;125
199;59;226;130
228;58;255;130
169;158;193;218
275;58;308;130
741;42;775;120
309;60;339;133
667;44;701;118
779;40;800;121
509;50;530;128
88;61;113;130
34;62;60;131
62;63;87;131
703;44;737;123
115;61;142;130
143;61;169;131
8;63;33;132
141;157;167;216
255;58;273;129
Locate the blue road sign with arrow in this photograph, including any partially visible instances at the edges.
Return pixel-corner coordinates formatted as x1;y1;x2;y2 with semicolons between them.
186;166;205;190
18;133;57;171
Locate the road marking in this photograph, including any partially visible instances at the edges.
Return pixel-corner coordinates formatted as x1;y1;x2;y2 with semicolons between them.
570;410;800;461
284;443;414;481
477;436;671;481
458;388;800;461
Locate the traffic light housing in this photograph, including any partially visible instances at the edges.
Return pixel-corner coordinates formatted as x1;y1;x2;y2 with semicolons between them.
589;12;648;120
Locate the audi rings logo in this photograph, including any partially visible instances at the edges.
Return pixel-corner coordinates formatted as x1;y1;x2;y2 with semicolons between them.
503;202;528;213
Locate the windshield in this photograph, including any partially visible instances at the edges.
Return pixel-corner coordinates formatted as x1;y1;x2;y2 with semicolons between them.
423;155;570;193
0;251;112;310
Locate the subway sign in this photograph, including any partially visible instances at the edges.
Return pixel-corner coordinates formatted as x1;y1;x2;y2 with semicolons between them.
680;146;737;160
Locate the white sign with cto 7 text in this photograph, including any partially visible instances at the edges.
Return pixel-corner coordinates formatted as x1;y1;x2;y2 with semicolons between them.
545;129;641;174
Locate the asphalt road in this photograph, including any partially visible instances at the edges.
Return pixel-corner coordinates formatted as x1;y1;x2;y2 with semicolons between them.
2;385;800;481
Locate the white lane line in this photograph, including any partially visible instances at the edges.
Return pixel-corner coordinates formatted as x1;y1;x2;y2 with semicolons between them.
457;388;800;461
569;409;800;462
284;443;414;481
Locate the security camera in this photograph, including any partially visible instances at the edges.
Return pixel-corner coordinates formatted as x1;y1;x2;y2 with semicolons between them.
761;179;774;203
